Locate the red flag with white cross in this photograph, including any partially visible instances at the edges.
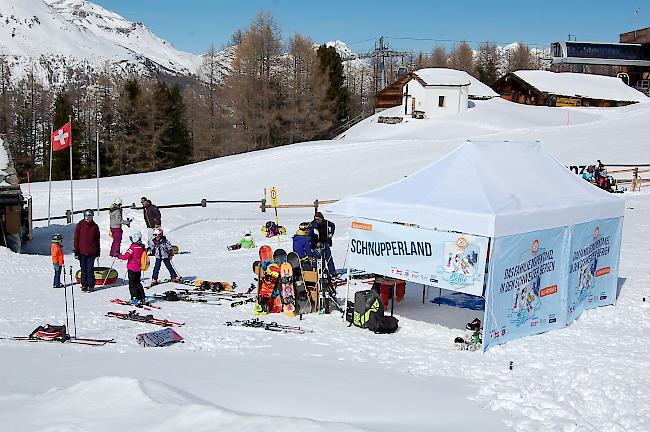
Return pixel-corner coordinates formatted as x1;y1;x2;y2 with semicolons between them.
51;121;72;152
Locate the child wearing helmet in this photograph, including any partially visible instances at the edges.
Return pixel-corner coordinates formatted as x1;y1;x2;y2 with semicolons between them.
292;222;313;267
109;197;132;257
148;227;180;285
51;234;64;288
118;230;146;304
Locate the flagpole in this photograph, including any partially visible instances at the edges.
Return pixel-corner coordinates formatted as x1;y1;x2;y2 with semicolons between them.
69;115;73;223
47;125;53;227
96;131;100;213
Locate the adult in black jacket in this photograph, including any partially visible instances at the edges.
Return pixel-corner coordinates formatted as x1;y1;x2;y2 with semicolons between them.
141;197;161;242
309;211;336;275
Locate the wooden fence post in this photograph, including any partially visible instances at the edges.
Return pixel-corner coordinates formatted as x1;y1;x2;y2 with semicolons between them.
261;198;266;213
314;199;319;213
633;167;640;191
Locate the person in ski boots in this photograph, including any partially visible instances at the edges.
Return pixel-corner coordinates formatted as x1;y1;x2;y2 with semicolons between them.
73;209;100;292
262;221;285;238
118;231;147;304
228;231;256;250
309;212;336;276
141;197;161;242
292;222;314;268
148;227;180;286
109;197;132;257
51;233;65;288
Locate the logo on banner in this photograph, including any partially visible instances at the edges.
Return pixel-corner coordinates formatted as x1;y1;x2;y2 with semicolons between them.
593;226;600;240
351;221;372;231
531;240;539;254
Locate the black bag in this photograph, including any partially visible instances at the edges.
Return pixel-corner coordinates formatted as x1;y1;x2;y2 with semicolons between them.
163;290;180;301
367;314;399;334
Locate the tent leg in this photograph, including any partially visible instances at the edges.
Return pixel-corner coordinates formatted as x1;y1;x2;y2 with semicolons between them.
438;287;442;307
422;284;425;304
343;267;351;320
390;283;395;317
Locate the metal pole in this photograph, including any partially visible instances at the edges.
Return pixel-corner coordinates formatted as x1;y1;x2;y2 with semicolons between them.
69;116;74;223
96;131;100;213
71;273;77;339
62;265;70;331
47;126;53;226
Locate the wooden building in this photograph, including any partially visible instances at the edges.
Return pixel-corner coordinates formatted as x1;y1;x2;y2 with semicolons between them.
492;70;648;107
0;139;31;253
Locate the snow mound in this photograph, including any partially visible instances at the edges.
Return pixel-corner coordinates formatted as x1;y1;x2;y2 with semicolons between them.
1;377;364;432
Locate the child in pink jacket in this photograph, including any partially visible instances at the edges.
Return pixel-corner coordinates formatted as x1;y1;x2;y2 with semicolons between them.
118;230;146;304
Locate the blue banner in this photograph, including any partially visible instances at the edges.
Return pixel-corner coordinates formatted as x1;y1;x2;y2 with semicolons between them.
484;227;569;351
566;217;623;324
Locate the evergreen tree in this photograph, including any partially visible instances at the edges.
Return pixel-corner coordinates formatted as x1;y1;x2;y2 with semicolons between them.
151;81;191;170
316;44;350;126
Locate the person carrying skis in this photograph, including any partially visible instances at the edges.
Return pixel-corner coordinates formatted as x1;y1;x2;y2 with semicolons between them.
141;197;161;241
51;233;64;288
292;222;313;267
109;197;132;257
118;230;146;304
73;209;100;292
309;212;336;276
148;227;180;285
228;231;256;250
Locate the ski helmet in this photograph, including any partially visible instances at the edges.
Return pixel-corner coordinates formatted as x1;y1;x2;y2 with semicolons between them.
152;227;163;236
129;230;142;243
51;233;63;244
112;197;122;206
83;209;94;221
299;222;310;231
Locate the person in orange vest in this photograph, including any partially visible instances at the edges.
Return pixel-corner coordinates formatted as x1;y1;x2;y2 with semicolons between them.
51;233;65;288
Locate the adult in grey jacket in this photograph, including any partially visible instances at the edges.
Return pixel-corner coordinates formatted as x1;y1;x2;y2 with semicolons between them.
109;198;131;257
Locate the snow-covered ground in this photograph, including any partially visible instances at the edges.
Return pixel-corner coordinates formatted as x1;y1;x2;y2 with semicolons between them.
3;98;650;431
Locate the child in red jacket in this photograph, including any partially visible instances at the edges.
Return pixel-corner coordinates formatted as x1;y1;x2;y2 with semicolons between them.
51;233;64;288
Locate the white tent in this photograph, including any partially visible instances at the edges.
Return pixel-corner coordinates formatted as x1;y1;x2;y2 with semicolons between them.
326;140;624;238
326;141;624;350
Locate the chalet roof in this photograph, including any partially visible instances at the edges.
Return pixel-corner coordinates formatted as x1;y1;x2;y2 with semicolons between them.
513;70;649;103
412;68;498;98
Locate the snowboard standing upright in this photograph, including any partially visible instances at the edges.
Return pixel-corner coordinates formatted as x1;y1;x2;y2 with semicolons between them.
255;245;274;315
287;251;311;315
280;262;296;317
271;248;287;313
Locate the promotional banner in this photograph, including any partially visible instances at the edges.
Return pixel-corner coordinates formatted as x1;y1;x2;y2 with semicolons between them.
566;217;623;324
347;218;489;296
483;227;568;351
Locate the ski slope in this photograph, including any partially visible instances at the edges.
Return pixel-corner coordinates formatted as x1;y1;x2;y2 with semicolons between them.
3;98;650;431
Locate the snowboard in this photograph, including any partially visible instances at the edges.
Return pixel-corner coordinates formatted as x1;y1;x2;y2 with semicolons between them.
136;327;184;347
280;262;296;317
255;245;274;315
287;251;311;315
180;279;234;292
273;248;287;264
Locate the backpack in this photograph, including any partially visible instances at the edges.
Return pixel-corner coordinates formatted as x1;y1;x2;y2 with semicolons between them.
140;247;150;271
367;314;399;334
351;290;382;328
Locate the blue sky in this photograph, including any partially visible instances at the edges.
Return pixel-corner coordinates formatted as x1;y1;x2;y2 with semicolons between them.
93;0;647;55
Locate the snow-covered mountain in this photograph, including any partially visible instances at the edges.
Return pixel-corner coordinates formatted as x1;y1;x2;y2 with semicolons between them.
0;0;205;84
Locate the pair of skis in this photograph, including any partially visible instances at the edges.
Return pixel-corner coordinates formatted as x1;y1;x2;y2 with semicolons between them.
111;298;161;310
224;318;312;334
1;335;115;346
106;311;184;327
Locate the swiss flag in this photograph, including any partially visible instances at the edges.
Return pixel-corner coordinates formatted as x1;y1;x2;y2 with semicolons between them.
51;122;72;152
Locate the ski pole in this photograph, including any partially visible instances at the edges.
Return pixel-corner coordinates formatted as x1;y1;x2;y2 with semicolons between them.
101;256;117;287
62;265;70;332
70;266;77;338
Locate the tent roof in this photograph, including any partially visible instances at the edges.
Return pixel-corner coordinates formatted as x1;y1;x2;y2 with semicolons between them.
325;141;624;237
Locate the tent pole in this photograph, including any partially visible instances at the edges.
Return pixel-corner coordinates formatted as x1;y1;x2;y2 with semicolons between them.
343;242;352;320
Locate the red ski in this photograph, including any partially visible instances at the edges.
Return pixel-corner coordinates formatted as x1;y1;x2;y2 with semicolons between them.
106;311;184;327
110;298;160;310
